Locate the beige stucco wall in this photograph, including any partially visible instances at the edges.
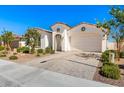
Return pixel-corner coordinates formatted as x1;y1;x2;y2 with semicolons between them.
35;28;52;49
51;23;71;32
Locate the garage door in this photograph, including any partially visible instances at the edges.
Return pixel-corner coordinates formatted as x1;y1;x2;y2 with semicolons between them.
70;32;102;52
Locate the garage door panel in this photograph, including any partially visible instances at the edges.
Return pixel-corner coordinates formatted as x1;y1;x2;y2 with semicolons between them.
70;32;102;52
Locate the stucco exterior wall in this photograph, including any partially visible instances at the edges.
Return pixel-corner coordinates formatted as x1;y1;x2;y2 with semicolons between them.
35;28;52;49
51;23;71;33
102;35;107;52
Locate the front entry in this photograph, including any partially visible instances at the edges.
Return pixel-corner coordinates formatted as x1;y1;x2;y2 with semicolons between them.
55;34;62;51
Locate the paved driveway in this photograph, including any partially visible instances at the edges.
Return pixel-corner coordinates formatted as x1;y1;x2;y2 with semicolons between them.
25;51;100;80
0;59;113;87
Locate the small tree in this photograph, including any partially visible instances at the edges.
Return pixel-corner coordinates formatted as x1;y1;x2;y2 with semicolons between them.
96;7;124;61
25;28;40;54
1;29;14;51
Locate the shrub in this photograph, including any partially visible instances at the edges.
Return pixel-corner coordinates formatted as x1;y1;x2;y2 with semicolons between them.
36;53;40;57
101;50;116;63
50;50;55;54
120;52;124;58
100;63;120;80
0;54;6;57
0;51;7;57
36;50;40;57
0;46;5;51
9;55;18;60
17;47;23;53
37;49;43;53
43;52;46;55
101;50;110;63
45;47;52;53
13;52;17;55
22;47;30;53
17;47;30;53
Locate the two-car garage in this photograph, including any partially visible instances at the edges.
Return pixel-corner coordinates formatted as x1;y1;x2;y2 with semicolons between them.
70;31;102;52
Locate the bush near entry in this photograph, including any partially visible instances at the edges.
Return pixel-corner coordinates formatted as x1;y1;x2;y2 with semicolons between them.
101;50;116;63
17;47;30;53
50;50;55;54
22;47;30;53
17;47;22;53
45;47;52;53
9;55;18;60
100;62;121;80
0;53;6;57
37;49;43;53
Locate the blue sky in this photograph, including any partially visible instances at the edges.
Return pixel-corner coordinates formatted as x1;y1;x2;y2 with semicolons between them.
0;5;118;35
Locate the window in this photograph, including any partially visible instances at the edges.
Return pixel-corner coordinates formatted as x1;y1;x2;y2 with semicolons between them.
81;27;86;31
56;26;62;32
57;28;60;32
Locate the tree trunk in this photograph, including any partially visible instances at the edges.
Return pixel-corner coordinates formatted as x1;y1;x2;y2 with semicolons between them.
31;44;35;54
116;41;120;61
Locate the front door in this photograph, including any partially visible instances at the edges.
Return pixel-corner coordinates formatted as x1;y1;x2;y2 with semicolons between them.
55;34;62;51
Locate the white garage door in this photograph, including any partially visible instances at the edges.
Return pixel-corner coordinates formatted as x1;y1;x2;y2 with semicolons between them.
70;32;102;52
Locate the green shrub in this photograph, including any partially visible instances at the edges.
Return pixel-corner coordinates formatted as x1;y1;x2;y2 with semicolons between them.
0;46;5;51
0;54;6;57
45;47;52;53
100;63;120;80
43;52;46;55
13;52;17;55
36;53;40;57
22;47;30;53
50;50;55;54
120;52;124;58
36;50;40;57
37;49;43;53
101;50;116;63
9;55;18;60
17;47;23;53
101;50;110;63
17;47;30;53
0;51;7;57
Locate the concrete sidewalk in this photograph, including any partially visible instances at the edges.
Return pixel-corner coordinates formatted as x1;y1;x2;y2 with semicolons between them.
0;59;114;87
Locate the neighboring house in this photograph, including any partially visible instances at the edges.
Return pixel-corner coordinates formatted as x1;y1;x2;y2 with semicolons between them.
0;34;22;49
121;39;124;52
35;22;107;52
11;34;22;48
107;42;116;50
107;40;124;52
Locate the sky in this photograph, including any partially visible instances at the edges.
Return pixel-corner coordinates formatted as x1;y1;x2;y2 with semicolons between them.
0;5;119;36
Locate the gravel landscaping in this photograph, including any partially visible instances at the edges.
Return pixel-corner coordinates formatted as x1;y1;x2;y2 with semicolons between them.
93;58;124;86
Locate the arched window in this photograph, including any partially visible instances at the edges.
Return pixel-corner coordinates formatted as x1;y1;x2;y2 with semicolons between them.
56;26;62;32
57;28;60;32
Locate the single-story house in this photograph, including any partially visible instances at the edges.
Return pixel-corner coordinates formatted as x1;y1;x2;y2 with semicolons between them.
34;22;107;52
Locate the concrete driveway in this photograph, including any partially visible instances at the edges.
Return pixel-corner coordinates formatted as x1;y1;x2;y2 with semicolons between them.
0;59;113;87
25;51;100;80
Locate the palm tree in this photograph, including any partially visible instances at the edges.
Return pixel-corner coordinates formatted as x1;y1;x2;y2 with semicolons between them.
1;29;15;51
25;28;40;54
